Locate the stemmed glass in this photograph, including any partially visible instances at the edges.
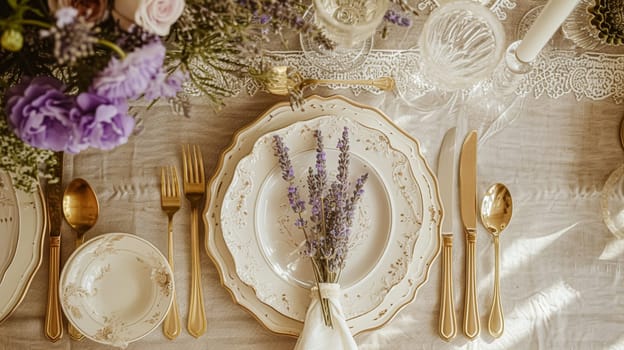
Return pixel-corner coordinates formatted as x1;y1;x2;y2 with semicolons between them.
300;0;389;73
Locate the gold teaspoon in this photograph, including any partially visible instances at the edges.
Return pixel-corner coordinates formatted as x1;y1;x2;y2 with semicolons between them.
62;178;100;341
480;183;512;338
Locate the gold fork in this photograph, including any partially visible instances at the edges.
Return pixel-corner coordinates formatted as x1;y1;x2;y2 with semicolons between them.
181;144;207;338
160;166;182;340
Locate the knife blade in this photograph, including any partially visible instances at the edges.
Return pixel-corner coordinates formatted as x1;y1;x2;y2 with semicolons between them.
437;127;457;341
44;152;63;342
459;130;479;339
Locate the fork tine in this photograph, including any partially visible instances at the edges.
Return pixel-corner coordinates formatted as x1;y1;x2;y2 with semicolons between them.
161;167;166;197
196;146;205;182
172;166;180;197
193;145;200;183
166;167;173;197
182;144;189;183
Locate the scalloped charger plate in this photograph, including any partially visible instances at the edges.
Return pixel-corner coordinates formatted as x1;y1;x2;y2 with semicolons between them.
204;95;442;336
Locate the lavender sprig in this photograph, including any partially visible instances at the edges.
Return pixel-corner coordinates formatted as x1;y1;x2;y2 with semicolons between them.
272;127;367;328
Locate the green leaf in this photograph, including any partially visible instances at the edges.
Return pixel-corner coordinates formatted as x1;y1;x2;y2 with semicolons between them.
7;0;17;10
26;7;44;17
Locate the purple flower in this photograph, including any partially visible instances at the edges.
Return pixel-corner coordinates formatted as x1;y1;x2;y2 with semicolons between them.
91;40;166;101
55;7;78;28
71;92;135;150
273;135;295;181
143;69;188;102
384;10;412;27
5;76;78;152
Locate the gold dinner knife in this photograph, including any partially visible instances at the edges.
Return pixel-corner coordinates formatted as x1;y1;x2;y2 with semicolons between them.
437;127;457;341
459;131;480;339
44;152;63;342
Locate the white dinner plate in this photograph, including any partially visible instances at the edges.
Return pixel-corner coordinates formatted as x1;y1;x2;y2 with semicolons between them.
0;172;46;325
222;115;424;321
60;233;174;348
205;95;442;336
0;172;20;282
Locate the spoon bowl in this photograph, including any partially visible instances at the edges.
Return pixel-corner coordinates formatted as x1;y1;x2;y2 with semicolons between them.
481;183;512;237
63;179;99;238
62;178;99;341
480;183;512;338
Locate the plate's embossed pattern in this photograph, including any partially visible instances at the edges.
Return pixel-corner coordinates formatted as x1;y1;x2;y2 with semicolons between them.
60;233;174;348
205;95;442;336
0;172;45;325
222;115;424;320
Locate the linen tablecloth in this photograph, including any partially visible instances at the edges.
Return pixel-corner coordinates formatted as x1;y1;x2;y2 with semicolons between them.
2;0;624;349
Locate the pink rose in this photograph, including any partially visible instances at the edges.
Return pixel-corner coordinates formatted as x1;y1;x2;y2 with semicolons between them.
113;0;184;36
48;0;109;23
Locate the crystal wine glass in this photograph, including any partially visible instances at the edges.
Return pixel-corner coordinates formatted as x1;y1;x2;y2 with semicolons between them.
300;0;389;73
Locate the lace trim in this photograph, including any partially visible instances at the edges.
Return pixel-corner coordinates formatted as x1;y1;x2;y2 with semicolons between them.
178;1;624;106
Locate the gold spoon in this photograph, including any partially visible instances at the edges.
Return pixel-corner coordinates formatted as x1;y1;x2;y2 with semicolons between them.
62;178;99;341
264;66;395;96
480;183;512;338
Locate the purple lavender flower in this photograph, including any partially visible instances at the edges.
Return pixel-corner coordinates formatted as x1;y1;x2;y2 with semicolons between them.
143;69;188;102
91;40;166;101
55;7;78;28
384;9;412;27
71;92;135;151
273;135;295;181
40;8;99;64
5;77;78;152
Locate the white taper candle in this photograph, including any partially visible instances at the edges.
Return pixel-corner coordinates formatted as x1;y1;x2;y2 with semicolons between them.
516;0;581;63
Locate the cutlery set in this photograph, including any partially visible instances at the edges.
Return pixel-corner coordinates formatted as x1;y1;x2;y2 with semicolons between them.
158;144;208;339
44;154;100;343
44;144;208;343
437;128;513;341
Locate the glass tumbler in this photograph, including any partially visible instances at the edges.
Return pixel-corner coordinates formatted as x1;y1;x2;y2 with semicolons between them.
418;0;505;91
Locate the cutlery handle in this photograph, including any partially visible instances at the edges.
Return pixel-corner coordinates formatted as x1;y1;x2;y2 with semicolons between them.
439;234;457;341
163;217;181;340
188;206;207;338
463;229;480;339
44;236;63;342
68;235;86;341
488;236;504;338
302;77;395;91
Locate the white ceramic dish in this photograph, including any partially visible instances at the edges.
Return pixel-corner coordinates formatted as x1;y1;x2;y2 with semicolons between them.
205;95;442;336
0;172;20;282
60;233;174;348
222;115;424;321
0;172;45;324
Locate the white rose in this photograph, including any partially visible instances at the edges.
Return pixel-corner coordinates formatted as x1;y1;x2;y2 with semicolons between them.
113;0;184;36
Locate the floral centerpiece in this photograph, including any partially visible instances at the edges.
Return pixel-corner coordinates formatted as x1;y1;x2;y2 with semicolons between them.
273;127;367;349
1;0;415;191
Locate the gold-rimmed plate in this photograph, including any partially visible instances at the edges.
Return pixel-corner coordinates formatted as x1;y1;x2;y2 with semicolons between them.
60;233;174;348
204;95;442;336
0;172;46;325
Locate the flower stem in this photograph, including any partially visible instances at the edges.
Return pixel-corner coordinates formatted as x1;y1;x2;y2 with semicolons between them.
18;19;52;29
97;39;126;59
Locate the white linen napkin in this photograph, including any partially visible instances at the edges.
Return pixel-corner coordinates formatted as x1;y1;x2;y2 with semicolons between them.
294;283;358;350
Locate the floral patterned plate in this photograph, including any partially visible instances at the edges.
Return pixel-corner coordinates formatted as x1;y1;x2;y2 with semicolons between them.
205;95;442;336
222;115;424;321
59;233;174;348
0;172;20;284
0;172;45;324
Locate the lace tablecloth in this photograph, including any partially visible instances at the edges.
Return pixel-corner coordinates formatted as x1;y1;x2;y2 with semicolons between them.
2;1;624;350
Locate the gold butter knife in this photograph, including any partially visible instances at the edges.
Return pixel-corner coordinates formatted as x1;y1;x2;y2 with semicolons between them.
459;131;480;339
436;127;457;341
44;152;63;342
